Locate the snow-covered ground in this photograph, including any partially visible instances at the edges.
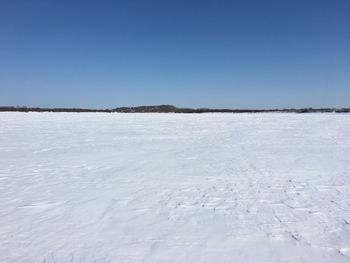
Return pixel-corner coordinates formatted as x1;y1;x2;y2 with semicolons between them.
0;113;350;263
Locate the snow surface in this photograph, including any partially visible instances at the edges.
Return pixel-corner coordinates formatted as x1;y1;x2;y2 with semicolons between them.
1;112;350;263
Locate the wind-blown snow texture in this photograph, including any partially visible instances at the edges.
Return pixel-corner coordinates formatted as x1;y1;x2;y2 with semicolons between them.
1;113;350;263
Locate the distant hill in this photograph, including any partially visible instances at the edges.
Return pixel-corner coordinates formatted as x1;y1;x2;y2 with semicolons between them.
0;105;349;113
114;105;178;113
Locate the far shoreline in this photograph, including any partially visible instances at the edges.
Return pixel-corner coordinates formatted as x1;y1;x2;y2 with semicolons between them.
1;105;350;114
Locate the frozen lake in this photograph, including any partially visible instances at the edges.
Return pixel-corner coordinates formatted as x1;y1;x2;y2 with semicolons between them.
1;113;350;262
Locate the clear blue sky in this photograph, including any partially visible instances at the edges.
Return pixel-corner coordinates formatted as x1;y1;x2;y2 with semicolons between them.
1;0;349;109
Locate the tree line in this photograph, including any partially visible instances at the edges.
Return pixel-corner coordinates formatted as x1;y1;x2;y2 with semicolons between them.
1;105;349;113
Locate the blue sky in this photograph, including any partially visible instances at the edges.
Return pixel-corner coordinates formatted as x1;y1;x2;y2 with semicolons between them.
1;0;349;108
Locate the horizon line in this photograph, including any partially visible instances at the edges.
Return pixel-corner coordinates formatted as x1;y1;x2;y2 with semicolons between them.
0;105;349;113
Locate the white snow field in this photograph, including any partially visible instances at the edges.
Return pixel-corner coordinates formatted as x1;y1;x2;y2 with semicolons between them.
1;113;350;263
